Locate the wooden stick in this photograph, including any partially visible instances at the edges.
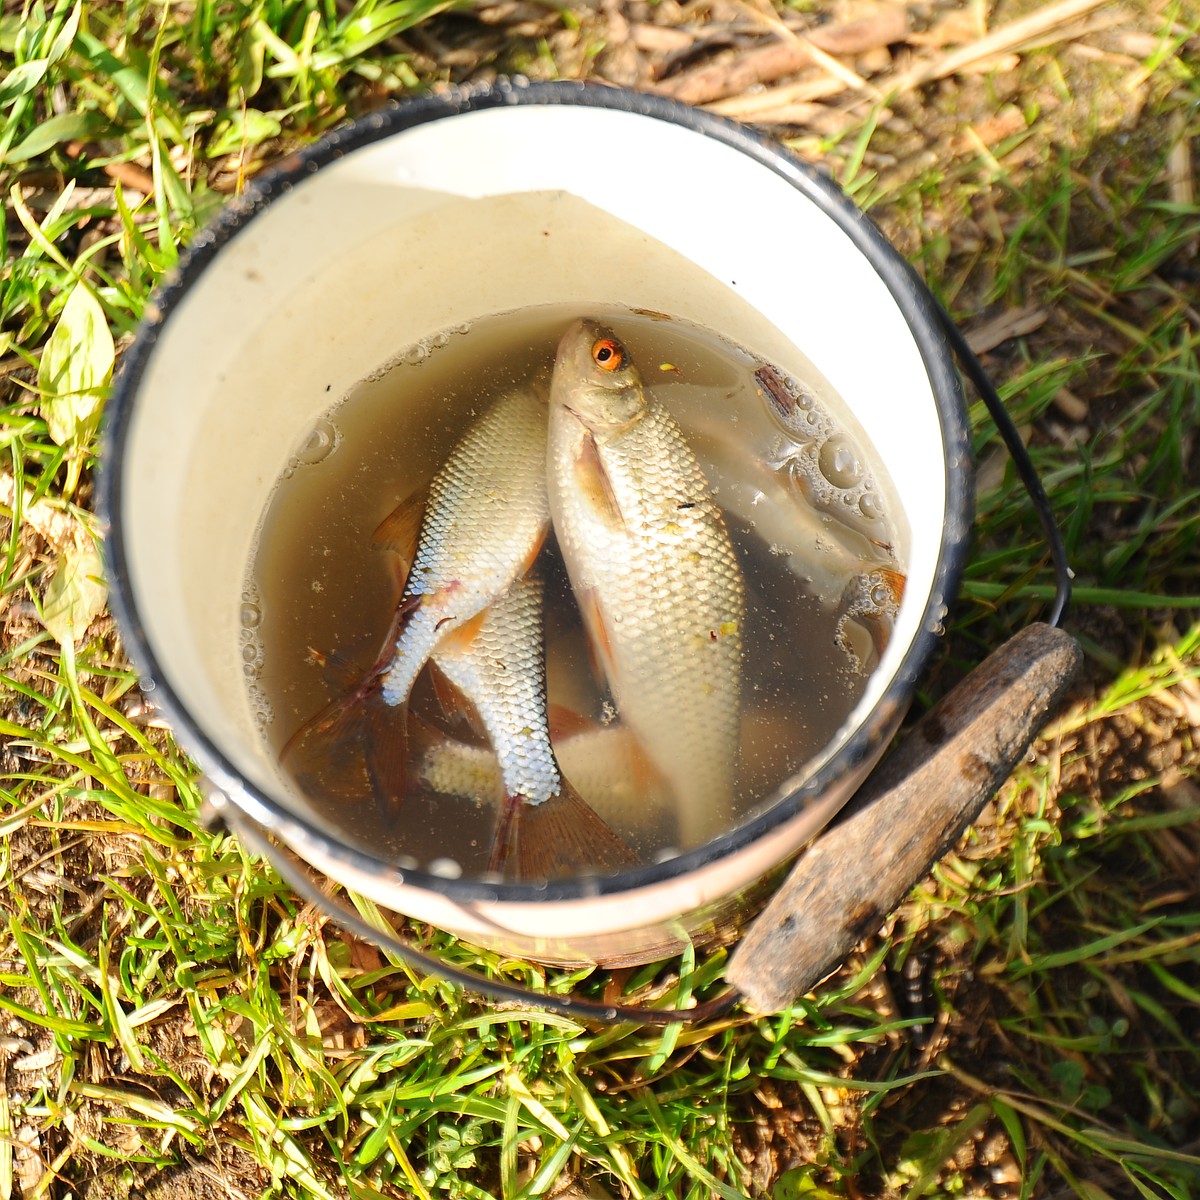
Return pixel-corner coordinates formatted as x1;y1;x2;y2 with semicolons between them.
887;0;1111;95
727;623;1082;1015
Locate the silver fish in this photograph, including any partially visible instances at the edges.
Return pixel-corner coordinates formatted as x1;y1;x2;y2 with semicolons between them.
547;318;746;847
380;387;550;706
428;574;636;879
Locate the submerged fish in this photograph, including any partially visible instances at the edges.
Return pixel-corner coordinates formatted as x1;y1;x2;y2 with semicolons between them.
282;388;549;806
380;388;550;707
418;718;677;848
428;573;636;879
547;318;746;847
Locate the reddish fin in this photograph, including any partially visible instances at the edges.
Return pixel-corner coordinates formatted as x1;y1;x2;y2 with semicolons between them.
754;363;796;420
574;432;626;533
433;606;489;653
547;704;599;741
427;657;485;736
575;586;617;688
280;592;423;807
281;685;407;812
877;567;907;605
489;779;638;881
372;488;428;590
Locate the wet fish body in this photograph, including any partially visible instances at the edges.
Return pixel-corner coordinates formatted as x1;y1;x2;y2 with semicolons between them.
417;720;677;847
380;388;550;706
429;574;636;878
548;319;745;847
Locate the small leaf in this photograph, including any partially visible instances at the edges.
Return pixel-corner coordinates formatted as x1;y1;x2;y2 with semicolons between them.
0;58;49;105
38;280;114;449
206;107;282;157
46;1;81;64
41;534;107;646
2;109;108;163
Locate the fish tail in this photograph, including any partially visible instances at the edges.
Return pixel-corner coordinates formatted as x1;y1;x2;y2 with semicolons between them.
489;779;639;882
362;696;408;810
280;682;408;810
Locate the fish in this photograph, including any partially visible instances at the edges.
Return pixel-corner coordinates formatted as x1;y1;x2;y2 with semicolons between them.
417;717;677;847
427;573;637;879
281;387;550;806
380;387;551;707
547;318;746;847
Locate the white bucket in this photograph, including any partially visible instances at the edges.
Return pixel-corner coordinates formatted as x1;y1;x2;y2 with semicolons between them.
100;81;972;969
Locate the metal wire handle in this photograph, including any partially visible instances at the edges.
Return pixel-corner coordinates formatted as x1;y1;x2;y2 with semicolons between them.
921;271;1073;628
223;803;741;1027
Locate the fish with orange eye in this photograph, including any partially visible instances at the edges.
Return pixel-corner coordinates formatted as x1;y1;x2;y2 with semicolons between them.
547;318;746;849
281;384;636;881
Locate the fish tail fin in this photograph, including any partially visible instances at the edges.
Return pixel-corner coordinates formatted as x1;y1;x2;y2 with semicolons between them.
281;680;408;811
362;696;408;810
489;779;638;882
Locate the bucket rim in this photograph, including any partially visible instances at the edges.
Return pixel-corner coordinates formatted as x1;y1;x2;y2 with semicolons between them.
98;78;973;906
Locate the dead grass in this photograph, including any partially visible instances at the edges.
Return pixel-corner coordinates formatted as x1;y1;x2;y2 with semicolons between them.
2;1;1199;1198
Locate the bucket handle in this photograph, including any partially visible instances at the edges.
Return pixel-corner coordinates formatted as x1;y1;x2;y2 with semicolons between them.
218;799;740;1027
217;290;1072;1027
925;275;1073;628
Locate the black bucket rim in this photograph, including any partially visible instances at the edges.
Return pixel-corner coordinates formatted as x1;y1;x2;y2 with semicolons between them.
98;78;973;907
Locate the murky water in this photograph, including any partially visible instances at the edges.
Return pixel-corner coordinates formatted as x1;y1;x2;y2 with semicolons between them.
244;304;907;877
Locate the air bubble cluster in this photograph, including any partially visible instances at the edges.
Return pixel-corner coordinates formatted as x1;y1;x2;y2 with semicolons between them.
240;584;266;684
758;362;891;546
246;682;275;731
294;418;339;466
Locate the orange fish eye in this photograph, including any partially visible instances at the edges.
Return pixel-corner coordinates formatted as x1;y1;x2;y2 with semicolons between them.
591;338;624;371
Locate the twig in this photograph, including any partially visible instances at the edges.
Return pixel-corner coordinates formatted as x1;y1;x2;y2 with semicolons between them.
886;0;1112;95
706;75;847;117
964;306;1049;355
655;4;905;106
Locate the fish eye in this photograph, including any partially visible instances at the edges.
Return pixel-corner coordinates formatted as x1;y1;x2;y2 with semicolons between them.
591;338;624;372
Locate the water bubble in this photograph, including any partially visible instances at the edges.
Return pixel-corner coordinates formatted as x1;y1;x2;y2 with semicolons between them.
859;492;883;520
241;601;262;628
294;418;338;466
818;436;864;489
871;584;890;606
241;641;264;673
427;857;462;880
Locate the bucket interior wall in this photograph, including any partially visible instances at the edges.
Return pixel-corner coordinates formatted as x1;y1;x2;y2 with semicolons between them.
120;105;949;838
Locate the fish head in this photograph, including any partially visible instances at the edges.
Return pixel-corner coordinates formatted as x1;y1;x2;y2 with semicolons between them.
552;319;646;432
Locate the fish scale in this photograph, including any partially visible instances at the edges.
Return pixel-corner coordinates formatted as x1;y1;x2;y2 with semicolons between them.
432;575;561;806
380;388;550;707
548;320;746;847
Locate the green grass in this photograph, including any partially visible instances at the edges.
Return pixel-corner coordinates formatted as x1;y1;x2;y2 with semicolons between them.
3;2;1200;1198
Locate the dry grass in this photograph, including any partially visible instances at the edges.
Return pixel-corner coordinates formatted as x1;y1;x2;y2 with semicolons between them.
2;1;1199;1197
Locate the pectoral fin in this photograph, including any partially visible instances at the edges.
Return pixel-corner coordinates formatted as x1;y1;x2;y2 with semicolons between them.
574;432;626;533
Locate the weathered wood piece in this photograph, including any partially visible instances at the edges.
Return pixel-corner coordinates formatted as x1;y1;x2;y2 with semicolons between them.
727;623;1082;1015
